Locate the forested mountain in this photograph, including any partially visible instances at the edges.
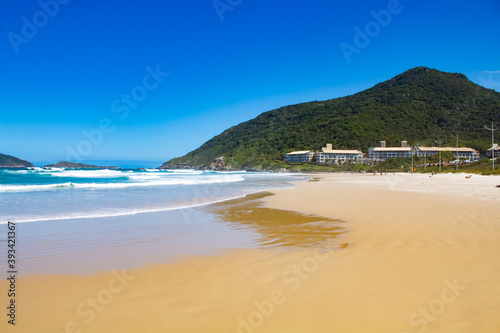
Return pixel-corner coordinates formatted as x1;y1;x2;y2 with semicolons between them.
160;67;500;170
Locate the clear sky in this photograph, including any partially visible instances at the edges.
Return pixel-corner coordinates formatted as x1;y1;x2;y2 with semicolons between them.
1;0;499;166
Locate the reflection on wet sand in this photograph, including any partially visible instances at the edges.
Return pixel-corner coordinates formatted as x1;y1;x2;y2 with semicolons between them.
210;192;346;248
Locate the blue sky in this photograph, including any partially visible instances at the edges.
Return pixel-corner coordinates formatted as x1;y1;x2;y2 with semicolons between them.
1;0;499;166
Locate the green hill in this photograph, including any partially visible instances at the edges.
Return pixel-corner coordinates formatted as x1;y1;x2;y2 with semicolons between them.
0;153;34;168
160;67;500;170
42;161;120;169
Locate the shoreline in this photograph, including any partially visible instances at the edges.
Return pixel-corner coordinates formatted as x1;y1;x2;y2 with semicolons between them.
1;173;499;332
0;171;308;224
3;187;344;276
0;190;274;225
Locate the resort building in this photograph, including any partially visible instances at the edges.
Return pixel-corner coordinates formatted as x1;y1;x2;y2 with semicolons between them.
285;150;315;163
416;146;480;161
486;144;500;158
368;141;413;161
317;144;363;164
284;141;482;164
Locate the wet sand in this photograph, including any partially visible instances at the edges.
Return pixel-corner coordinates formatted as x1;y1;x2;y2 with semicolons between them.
1;173;500;332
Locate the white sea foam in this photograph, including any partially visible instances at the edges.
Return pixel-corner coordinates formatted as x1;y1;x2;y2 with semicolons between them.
162;169;204;174
126;173;163;180
1;169;30;174
0;172;306;224
47;169;125;178
0;182;76;192
0;191;258;224
0;175;245;192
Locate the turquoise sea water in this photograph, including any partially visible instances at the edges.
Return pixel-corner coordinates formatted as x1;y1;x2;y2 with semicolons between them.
0;168;311;274
0;168;306;224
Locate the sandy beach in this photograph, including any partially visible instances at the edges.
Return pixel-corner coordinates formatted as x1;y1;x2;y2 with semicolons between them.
2;172;500;332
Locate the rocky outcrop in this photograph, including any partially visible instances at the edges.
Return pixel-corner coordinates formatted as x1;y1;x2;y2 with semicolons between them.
42;161;119;169
159;156;239;171
208;156;235;171
158;161;198;170
0;153;35;168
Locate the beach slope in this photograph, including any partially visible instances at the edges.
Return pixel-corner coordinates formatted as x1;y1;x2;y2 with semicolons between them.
1;173;499;332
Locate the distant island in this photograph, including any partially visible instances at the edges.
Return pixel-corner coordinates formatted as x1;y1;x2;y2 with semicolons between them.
0;153;35;168
160;67;500;171
42;161;120;169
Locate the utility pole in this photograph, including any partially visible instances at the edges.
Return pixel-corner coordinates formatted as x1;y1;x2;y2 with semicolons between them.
411;145;414;173
435;139;442;172
414;144;419;173
484;122;496;170
424;150;427;171
451;134;459;171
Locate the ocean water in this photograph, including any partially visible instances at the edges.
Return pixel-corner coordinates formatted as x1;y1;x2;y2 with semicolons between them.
0;168;307;224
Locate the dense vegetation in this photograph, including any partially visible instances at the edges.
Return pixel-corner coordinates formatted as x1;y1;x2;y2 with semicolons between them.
421;158;500;175
161;67;500;170
0;153;34;168
42;161;119;169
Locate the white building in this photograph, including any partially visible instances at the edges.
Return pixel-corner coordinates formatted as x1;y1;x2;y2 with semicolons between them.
486;144;499;158
416;146;480;161
368;141;413;161
285;150;315;163
317;144;362;164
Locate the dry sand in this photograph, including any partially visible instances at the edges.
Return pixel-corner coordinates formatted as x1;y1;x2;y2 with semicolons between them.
1;172;499;332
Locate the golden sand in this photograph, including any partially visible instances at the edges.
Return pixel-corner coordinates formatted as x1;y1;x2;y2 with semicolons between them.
1;173;500;332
